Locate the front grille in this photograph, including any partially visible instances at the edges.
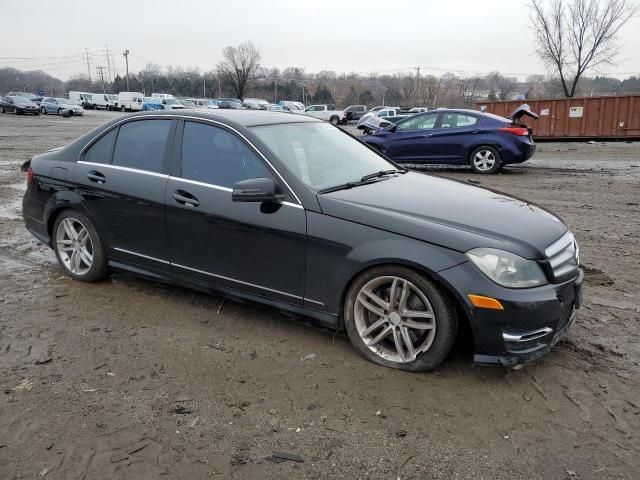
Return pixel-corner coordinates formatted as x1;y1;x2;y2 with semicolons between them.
545;231;579;280
557;296;575;332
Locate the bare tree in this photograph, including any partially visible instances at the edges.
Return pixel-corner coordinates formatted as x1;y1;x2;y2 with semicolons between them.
216;41;261;100
530;0;637;97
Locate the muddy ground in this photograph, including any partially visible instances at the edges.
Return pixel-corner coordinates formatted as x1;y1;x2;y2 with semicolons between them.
0;110;639;479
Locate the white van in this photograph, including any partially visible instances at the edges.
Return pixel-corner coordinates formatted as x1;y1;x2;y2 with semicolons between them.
66;91;92;107
117;92;144;112
91;93;109;110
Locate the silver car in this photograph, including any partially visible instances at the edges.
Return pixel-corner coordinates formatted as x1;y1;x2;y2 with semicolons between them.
40;98;84;116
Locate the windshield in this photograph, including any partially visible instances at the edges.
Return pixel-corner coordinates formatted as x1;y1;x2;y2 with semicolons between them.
58;98;76;105
13;97;31;103
107;95;117;100
164;98;179;105
251;123;395;191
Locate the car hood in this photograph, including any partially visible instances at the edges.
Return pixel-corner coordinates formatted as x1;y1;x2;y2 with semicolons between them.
16;101;37;107
316;172;567;259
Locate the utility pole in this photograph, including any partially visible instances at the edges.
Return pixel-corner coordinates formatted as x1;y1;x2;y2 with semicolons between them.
96;66;106;93
218;74;222;97
415;66;420;105
123;50;130;91
203;77;206;98
85;49;92;82
103;45;112;83
274;78;277;103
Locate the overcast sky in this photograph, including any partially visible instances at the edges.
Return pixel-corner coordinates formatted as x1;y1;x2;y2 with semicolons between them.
1;0;639;81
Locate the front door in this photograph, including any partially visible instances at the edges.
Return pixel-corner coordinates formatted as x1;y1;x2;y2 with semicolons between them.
74;118;175;269
165;120;307;305
383;112;440;162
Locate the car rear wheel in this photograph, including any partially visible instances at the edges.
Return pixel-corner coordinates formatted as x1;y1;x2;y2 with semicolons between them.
470;146;501;174
344;266;457;371
330;116;339;125
53;211;108;282
121;105;126;112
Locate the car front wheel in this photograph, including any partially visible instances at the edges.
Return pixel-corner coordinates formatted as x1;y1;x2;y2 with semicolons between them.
470;146;501;174
53;211;108;282
41;107;47;114
344;266;457;371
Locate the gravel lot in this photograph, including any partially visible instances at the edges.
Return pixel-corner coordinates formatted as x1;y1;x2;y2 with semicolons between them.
1;110;639;479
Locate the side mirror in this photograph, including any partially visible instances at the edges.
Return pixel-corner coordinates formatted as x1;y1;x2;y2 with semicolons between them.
385;123;396;132
232;178;283;203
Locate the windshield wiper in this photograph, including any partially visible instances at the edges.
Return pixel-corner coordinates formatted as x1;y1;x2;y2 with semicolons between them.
318;170;403;194
359;169;404;182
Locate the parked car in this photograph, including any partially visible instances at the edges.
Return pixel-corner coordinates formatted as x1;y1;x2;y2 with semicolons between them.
264;103;286;111
357;107;408;132
161;98;185;110
0;96;40;115
361;107;539;174
117;92;144;112
21;109;581;371
40;98;84;116
90;93;109;110
278;100;305;112
142;97;163;111
152;93;174;99
215;98;243;109
106;94;118;110
344;105;367;121
182;99;197;108
66;91;92;107
304;104;347;125
8;92;42;105
243;98;269;110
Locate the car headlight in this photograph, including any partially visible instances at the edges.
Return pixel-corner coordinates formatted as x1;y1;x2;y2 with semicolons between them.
466;248;548;288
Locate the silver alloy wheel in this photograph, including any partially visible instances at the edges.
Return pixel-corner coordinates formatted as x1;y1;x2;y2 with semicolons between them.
473;149;496;171
56;217;93;276
354;276;437;363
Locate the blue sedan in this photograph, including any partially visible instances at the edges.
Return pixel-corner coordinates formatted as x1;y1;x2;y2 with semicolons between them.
361;108;538;174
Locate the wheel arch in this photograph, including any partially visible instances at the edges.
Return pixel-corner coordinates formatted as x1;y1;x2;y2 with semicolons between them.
44;194;101;247
337;259;473;344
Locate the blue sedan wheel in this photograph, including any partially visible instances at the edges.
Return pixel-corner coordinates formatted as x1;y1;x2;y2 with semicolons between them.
470;146;501;174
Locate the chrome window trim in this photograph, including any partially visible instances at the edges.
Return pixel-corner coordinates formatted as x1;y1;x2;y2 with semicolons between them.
305;298;325;307
78;160;170;179
77;114;303;206
114;247;307;302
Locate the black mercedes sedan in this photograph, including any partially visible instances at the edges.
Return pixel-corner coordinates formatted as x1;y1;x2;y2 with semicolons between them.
21;110;582;371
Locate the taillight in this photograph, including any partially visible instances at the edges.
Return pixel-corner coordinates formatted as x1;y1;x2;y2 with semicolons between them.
26;166;33;184
498;127;529;136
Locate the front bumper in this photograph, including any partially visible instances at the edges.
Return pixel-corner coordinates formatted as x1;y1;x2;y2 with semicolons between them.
438;261;583;367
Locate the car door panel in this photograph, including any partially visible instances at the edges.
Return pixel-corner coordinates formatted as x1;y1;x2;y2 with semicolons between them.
165;179;306;304
165;120;307;305
431;113;483;163
384;113;441;162
74;119;175;269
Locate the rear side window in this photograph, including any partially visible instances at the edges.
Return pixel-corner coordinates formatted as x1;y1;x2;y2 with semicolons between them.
181;121;270;188
112;120;172;173
441;113;477;128
84;128;116;164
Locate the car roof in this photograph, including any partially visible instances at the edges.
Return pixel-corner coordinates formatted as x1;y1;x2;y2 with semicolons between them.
125;109;321;127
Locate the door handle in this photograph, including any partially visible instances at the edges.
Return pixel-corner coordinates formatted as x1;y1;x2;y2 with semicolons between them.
173;190;200;208
87;170;106;184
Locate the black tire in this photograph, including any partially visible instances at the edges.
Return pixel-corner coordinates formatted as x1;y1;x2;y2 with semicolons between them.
469;146;501;174
343;265;457;372
52;210;109;282
121;105;126;112
41;107;47;114
14;108;20;115
329;115;339;125
57;108;63;115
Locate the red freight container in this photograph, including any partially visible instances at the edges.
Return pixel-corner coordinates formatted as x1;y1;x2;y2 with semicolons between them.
475;94;640;140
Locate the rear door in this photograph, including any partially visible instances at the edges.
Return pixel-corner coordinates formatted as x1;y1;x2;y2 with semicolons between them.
165;120;307;305
429;112;482;163
383;112;440;161
75;118;175;269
